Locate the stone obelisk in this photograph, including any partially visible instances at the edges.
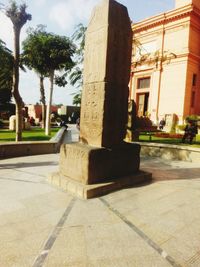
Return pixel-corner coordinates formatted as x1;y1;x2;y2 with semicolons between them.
49;0;151;198
79;0;132;148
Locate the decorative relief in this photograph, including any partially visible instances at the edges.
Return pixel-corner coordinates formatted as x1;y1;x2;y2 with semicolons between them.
62;146;88;174
81;83;103;124
84;28;106;83
65;146;87;160
79;0;131;147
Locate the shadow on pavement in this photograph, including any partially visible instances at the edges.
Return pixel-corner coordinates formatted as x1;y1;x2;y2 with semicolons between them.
0;161;58;169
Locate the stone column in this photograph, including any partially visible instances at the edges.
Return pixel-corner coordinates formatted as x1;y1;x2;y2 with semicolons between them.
80;0;132;148
49;0;151;198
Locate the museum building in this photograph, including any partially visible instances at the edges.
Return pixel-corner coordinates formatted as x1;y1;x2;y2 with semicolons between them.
130;0;200;125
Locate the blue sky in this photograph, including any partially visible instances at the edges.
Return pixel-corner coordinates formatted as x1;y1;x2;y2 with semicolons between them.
0;0;174;105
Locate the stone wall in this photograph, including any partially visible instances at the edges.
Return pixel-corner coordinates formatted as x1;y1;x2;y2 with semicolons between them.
139;142;200;162
0;127;67;158
0;141;59;159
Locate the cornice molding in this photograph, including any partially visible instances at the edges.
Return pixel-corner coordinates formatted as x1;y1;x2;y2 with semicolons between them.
131;67;154;74
131;52;190;72
188;52;200;62
132;4;198;33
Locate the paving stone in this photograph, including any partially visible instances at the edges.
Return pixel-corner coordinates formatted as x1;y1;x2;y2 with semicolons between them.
0;151;200;266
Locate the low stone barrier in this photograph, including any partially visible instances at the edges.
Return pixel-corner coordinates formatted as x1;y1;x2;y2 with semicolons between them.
1;129;199;162
138;142;200;163
50;127;66;143
0;141;58;159
0;127;67;159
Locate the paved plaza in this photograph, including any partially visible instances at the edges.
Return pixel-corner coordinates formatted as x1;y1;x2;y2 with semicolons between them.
0;138;200;266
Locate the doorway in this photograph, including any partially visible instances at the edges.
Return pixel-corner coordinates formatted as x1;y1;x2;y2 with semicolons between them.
137;93;149;116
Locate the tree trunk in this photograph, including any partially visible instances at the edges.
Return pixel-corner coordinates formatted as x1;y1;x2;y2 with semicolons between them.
45;70;54;136
39;76;46;129
12;26;23;142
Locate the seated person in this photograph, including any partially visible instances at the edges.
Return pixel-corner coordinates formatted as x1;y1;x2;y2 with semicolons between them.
182;121;197;144
159;118;166;130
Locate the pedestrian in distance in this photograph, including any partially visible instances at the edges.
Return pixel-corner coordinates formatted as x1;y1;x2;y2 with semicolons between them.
159;118;166;130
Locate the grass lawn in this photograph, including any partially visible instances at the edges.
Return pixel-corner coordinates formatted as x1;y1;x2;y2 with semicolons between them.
1;128;199;148
0;128;60;142
139;133;200;148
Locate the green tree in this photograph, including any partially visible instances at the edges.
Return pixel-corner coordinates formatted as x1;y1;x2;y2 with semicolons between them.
0;39;13;104
23;28;75;135
4;1;31;141
44;34;75;135
69;23;86;106
22;25;48;129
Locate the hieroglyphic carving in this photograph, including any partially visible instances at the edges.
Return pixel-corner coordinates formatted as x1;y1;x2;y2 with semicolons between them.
60;145;88;176
79;0;132;147
83;28;107;83
80;82;104;145
82;83;101;122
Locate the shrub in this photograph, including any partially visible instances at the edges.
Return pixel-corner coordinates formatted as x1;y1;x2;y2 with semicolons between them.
0;120;4;128
0;103;15;119
155;132;169;138
185;114;200;122
133;116;154;129
176;124;186;132
155;132;183;139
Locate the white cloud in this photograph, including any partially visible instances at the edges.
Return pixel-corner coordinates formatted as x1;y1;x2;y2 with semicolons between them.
49;0;99;32
33;0;47;7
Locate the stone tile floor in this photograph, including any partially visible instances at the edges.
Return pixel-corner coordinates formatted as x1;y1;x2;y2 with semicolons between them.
0;152;200;267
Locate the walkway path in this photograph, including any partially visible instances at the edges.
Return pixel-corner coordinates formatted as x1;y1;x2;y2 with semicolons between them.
0;151;200;266
61;124;79;144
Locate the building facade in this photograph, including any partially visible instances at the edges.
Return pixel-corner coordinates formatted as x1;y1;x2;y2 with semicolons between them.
130;0;200;126
26;104;58;122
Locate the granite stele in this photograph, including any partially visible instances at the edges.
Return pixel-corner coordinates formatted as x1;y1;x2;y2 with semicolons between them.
49;0;151;199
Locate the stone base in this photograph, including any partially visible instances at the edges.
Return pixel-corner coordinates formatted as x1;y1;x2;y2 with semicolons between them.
59;142;141;185
48;171;152;199
51;142;151;198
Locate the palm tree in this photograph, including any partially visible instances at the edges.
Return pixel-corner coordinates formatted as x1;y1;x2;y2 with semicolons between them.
69;23;87;106
22;25;48;129
5;1;31;141
0;39;13;104
23;28;75;135
43;34;75;135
